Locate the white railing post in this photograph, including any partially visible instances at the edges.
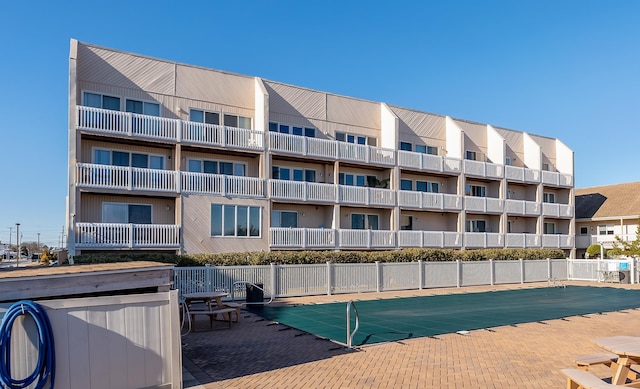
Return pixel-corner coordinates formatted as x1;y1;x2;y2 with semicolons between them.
456;260;461;288
418;260;423;290
631;258;636;284
490;259;494;285
375;261;381;292
326;261;332;296
128;224;134;248
547;258;552;280
302;229;307;249
520;258;524;284
175;171;181;193
176;120;182;142
270;263;277;298
128;166;133;190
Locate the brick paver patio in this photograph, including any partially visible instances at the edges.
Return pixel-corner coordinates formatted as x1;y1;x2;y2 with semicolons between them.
182;281;640;388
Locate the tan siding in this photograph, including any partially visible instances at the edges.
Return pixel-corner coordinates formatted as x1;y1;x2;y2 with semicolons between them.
265;81;326;120
495;127;525;166
176;65;254;110
271;204;332;228
80;194;175;224
327;94;380;129
402;211;455;231
78;44;175;95
182;194;269;254
392;107;446;147
529;134;557;165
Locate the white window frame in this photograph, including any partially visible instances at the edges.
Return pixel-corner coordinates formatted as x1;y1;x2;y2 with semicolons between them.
272;210;298;228
102;202;153;224
351;213;380;230
466;219;487;233
465;184;486;197
211;204;261;238
335;131;377;147
82;90;122;110
269;121;316;137
543;192;556;203
224;114;252;130
598;225;614;235
188;158;246;176
544;222;557;234
92;147;165;169
273;165;316;182
125;97;161;117
189;108;221;125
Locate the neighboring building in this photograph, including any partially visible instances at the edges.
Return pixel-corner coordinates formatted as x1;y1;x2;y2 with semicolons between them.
575;182;640;258
66;39;575;258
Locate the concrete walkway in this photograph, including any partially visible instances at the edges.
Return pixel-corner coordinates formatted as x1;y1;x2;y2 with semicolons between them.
182;281;640;388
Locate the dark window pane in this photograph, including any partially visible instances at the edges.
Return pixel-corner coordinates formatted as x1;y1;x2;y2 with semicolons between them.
400;142;412;151
345;174;354;186
223;205;236;236
204;112;220;125
224;114;238;127
292;126;303;136
415;145;427;154
84;92;102;108
347;134;355;143
281;211;297;228
269;122;278;132
131;153;148;168
233;164;245;177
144;102;160;116
335;132;346;142
249;207;260;236
338;173;345;185
293;169;304;182
272;166;280;179
416;181;427;192
351;214;365;229
280;168;290;181
237;206;248;237
188;160;201;173
102;96;120;111
357;136;366;145
126;99;144;114
356;176;365;187
211;205;222;236
401;179;412;191
203;161;217;174
305;170;316;182
305;128;315;137
279;124;290;134
112;151;129;166
220;162;233;175
128;205;151;224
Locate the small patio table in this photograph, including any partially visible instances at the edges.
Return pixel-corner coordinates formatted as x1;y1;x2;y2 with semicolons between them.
593;335;640;385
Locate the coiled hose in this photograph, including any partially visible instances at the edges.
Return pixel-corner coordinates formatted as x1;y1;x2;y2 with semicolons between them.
0;300;55;389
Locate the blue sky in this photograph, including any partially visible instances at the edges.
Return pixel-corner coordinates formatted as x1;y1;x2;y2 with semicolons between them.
0;1;638;247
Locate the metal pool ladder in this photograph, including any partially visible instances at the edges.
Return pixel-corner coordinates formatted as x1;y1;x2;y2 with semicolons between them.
346;300;360;350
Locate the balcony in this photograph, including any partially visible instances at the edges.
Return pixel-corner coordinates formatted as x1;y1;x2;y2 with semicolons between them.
77;106;264;152
338;186;396;207
181;172;264;198
76;163;178;193
505;233;541;248
269;180;336;202
397;151;461;175
542;170;573;187
464;196;504;214
505;165;541;183
75;223;180;249
339;229;396;249
575;235;596;249
270;228;336;249
465;232;504;248
398;191;462;211
463;160;504;179
542;234;574;249
542;203;574;218
504;199;541;216
398;231;463;248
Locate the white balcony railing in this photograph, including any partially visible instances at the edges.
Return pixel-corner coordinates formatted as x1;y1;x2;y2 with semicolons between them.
270;228;336;248
542;170;574;187
575;235;596;249
398;191;462;211
338;186;396;206
75;223;180;248
397;151;462;174
181;172;264;197
269;180;336;202
505;233;541;248
76;163;178;193
542;203;574;218
504;199;541;216
182;122;264;151
398;231;463;248
339;229;396;248
505;165;541;183
464;196;504;213
542;234;574;249
465;232;504;248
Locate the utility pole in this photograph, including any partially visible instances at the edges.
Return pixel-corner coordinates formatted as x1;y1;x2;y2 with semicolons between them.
37;232;40;251
9;227;12;248
15;223;20;267
61;225;65;248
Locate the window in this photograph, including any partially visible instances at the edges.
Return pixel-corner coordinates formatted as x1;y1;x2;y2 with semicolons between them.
339;173;366;187
598;225;614;235
211;204;261;237
102;203;152;224
83;92;120;110
466;219;486;233
400;215;413;231
351;213;379;230
189;159;245;176
400;179;413;191
335;131;376;146
580;227;588;235
507;220;513;233
465;151;477;161
465;184;486;197
268;122;316;137
417;181;440;193
190;109;220;125
126;99;160;116
273;166;316;182
505;157;512;166
94;149;164;169
542;163;550;171
544;222;556;234
543;192;556;203
272;211;298;228
400;142;412;151
416;145;438;155
224;114;252;129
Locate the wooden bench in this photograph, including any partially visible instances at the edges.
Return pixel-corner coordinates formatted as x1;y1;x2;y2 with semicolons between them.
561;368;631;389
573;354;640;380
224;302;242;322
190;308;238;331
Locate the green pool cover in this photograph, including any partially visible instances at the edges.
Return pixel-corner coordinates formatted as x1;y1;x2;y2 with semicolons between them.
254;286;640;346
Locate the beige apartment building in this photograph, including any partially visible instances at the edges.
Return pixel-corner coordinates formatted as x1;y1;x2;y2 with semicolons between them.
575;182;640;258
66;39;575;258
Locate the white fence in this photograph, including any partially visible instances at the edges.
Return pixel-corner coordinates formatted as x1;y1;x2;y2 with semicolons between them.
173;259;569;298
567;258;636;283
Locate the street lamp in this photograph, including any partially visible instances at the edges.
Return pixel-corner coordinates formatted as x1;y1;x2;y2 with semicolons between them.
15;223;20;267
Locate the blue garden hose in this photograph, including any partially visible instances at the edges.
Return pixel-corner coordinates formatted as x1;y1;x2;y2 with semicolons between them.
0;300;55;389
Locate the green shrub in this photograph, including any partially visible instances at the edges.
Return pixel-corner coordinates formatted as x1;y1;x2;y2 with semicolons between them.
586;244;602;258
